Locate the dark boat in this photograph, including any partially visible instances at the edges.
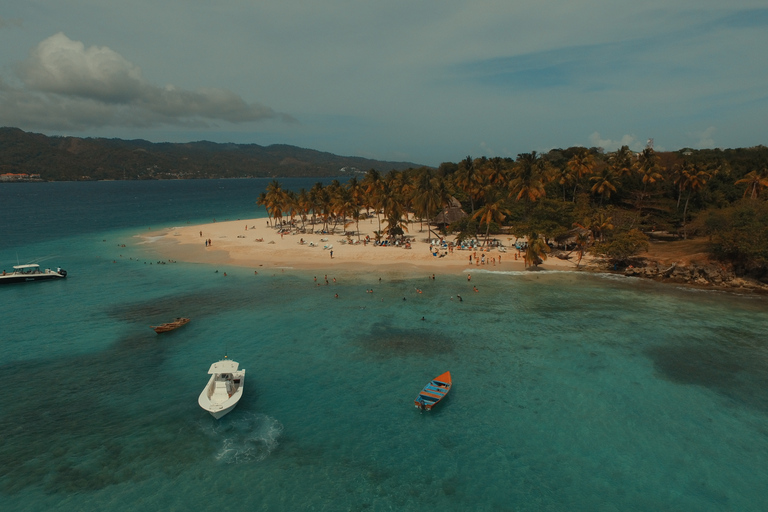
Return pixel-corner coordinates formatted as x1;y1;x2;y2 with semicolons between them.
151;317;190;333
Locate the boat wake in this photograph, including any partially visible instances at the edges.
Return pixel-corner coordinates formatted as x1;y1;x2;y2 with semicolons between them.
201;412;283;464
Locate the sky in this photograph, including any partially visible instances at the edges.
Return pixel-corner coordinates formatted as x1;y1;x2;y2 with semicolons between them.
1;1;767;167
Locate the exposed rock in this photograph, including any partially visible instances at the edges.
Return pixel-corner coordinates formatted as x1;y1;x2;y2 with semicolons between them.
620;259;768;292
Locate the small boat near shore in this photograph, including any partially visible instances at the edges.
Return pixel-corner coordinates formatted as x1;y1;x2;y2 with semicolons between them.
151;317;190;333
0;264;67;284
415;371;452;411
198;358;246;419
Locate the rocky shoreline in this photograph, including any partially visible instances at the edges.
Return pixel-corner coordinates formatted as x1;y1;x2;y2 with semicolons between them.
586;258;768;294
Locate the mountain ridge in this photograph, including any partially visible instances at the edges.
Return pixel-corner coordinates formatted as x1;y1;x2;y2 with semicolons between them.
0;127;424;180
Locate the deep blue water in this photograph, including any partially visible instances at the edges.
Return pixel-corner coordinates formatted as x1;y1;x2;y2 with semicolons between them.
1;179;768;511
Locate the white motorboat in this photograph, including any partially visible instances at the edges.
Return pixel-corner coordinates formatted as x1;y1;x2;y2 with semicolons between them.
198;358;246;419
0;264;67;284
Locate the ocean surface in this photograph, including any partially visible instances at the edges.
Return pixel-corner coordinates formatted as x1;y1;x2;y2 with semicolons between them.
1;179;767;511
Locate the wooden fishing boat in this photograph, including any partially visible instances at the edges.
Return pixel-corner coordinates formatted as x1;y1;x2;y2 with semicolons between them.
151;317;190;333
414;371;451;411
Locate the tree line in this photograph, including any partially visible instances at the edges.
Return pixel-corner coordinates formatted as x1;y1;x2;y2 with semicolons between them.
257;144;768;277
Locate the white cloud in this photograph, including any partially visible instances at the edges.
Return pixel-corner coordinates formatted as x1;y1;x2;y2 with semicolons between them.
589;132;646;153
693;126;716;148
0;33;293;131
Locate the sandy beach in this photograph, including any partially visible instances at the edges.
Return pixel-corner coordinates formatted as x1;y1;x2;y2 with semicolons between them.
140;215;589;274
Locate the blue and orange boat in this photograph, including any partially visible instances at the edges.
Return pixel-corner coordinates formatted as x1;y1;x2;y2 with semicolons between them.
414;371;452;411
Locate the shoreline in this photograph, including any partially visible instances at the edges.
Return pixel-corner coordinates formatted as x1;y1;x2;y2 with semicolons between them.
136;216;589;276
132;216;768;294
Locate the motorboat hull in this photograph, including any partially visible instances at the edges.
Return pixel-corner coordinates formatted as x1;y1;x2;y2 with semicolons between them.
0;267;66;284
198;359;245;419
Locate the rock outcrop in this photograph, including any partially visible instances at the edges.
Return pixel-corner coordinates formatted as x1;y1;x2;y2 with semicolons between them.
617;260;768;292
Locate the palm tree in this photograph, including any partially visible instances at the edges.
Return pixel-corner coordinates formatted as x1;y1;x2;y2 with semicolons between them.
283;190;299;229
524;233;550;267
411;169;444;236
481;157;509;187
572;230;592;268
735;169;768;199
609;145;635;179
589;212;614;242
310;182;330;232
565;149;595;201
679;165;710;239
636;147;664;198
296;188;312;231
361;169;384;232
454;156;481;214
255;191;269;225
589;167;618;206
472;190;510;246
509;152;549;203
553;165;575;202
264;180;285;227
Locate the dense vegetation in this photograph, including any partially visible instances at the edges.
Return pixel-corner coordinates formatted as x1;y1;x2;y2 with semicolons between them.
0;127;416;179
258;145;768;279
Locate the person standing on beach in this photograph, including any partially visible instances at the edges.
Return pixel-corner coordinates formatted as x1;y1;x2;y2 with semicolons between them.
330;250;334;259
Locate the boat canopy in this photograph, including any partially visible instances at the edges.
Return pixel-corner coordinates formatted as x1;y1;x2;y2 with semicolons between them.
208;359;239;374
13;264;40;270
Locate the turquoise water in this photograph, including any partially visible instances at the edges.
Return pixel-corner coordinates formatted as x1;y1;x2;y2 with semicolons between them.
2;181;768;511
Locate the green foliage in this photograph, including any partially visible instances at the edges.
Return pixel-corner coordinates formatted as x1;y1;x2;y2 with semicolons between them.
523;199;575;240
704;200;768;268
449;217;480;242
593;229;649;264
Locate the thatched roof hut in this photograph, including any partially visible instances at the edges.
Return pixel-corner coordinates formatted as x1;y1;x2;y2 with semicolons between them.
433;198;468;227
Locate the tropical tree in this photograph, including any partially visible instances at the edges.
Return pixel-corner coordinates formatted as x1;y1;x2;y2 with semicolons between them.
578;211;613;242
471;190;511;246
454;156;482;214
565;149;595;201
636;147;665;197
411;169;444;236
594;229;649;265
361;169;384;232
264;180;285;227
296;188;312;231
679;164;711;238
572;230;593;268
481;157;509;188
609;145;635;179
509;152;549;204
589;167;619;206
735;169;768;199
524;233;550;267
255;191;269;224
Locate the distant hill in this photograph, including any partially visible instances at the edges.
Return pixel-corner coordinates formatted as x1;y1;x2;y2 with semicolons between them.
0;127;423;181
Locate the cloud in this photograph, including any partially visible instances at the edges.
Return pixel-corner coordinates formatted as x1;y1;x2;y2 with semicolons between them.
589;132;646;153
693;126;716;148
1;33;293;131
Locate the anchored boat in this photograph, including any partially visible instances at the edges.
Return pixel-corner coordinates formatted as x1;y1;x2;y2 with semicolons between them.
0;264;67;284
151;317;190;333
414;371;452;411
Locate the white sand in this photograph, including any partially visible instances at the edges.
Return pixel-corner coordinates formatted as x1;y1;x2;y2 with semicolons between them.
139;215;588;274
